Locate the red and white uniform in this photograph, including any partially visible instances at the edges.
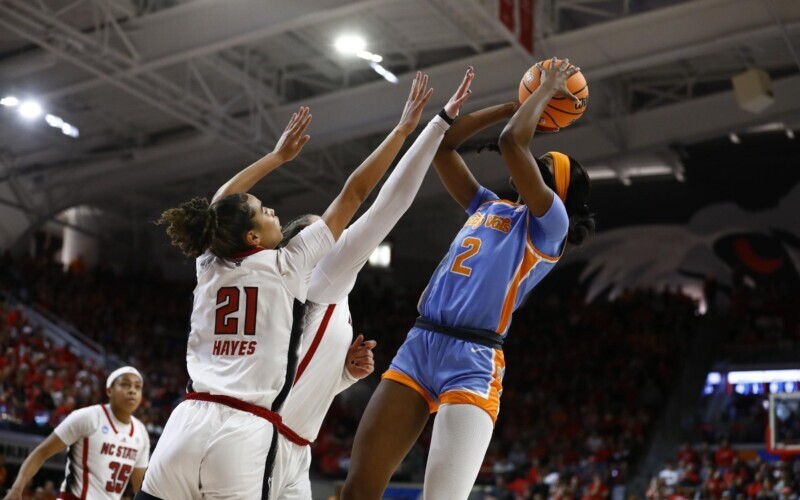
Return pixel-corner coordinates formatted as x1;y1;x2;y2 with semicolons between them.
270;116;450;499
141;219;334;500
55;404;149;500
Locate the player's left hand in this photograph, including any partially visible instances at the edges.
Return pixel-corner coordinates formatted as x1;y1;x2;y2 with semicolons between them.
345;334;376;380
396;72;435;136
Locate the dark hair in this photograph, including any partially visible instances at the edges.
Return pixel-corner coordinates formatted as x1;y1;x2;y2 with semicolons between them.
478;143;595;245
156;194;255;258
276;214;317;249
536;155;595;245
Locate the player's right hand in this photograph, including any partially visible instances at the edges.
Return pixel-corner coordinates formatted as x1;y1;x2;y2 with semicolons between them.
536;57;581;104
396;72;434;136
272;106;312;162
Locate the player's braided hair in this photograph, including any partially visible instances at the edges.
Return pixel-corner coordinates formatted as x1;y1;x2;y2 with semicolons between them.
157;194;255;258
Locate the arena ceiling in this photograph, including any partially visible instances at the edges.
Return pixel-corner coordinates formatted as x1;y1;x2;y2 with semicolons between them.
0;0;798;250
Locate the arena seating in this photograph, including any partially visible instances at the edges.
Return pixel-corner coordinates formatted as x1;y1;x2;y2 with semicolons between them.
6;251;797;498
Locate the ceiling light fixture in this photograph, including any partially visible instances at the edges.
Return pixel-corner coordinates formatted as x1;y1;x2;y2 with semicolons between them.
335;35;366;54
2;97;80;138
1;96;19;107
19;100;43;119
335;34;397;84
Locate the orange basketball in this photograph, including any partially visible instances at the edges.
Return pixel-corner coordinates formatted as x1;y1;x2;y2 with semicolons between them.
518;58;589;132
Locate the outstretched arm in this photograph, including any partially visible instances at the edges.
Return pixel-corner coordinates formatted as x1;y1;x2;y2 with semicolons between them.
308;69;474;304
498;57;580;216
211;107;312;204
433;101;518;210
4;433;67;500
320;72;434;241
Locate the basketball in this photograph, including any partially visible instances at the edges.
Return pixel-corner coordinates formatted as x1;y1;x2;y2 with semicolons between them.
518;58;589;132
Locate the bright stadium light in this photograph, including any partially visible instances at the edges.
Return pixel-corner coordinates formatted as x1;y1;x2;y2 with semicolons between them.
335;35;366;54
3;97;79;138
369;62;398;84
45;113;64;128
368;242;392;268
61;123;80;138
335;34;397;84
19;99;43;119
357;50;382;63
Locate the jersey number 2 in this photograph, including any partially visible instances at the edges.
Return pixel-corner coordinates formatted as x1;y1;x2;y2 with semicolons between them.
215;286;258;335
106;461;132;494
450;237;482;277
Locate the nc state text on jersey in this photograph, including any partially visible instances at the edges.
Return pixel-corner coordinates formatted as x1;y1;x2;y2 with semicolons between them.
100;443;139;460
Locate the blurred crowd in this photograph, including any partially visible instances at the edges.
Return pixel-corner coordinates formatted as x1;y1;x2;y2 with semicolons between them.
2;250;799;499
312;278;698;499
0;252;189;438
647;440;800;500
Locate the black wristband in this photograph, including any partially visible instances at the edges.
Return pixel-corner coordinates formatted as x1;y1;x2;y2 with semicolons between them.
438;109;455;125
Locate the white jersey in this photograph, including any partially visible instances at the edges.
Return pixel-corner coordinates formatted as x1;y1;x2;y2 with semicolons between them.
54;404;149;500
187;219;334;410
271;117;449;500
279;298;358;441
279;116;450;442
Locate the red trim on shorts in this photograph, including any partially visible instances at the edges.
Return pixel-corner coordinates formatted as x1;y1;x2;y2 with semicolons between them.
100;404;118;434
295;304;336;382
185;392;312;446
80;437;89;499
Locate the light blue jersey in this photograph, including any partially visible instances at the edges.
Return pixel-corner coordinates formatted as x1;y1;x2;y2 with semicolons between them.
418;187;568;335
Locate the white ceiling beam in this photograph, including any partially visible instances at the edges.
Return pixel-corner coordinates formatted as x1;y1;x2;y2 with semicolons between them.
35;71;800;207
13;0;798;106
22;0;397;99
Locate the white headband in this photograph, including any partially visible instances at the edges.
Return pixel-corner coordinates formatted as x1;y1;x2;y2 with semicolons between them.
106;366;143;389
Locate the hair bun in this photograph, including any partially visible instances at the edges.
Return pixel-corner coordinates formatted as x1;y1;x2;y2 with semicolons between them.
567;207;595;246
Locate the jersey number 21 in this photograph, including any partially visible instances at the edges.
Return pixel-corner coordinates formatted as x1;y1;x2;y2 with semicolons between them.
215;286;258;335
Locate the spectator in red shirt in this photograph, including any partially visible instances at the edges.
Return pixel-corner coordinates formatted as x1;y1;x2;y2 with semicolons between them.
583;474;609;499
704;470;724;499
746;473;764;497
715;438;735;469
677;442;698;466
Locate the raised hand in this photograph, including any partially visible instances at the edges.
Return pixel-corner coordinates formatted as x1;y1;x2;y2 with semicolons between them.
396;71;435;136
443;66;475;119
536;57;581;104
345;334;377;380
272;106;312;162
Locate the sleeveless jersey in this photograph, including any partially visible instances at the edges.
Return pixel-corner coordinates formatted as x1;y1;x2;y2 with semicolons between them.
55;404;149;500
418;187;567;335
187;219;334;410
